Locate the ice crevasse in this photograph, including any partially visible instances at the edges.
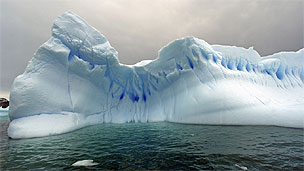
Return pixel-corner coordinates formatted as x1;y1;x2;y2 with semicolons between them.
8;11;304;138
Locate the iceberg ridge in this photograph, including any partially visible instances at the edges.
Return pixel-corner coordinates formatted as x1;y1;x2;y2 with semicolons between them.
8;11;304;138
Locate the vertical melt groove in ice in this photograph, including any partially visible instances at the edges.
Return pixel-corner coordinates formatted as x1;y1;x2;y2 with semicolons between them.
8;11;304;139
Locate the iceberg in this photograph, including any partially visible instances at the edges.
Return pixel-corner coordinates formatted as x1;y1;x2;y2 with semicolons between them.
8;11;304;139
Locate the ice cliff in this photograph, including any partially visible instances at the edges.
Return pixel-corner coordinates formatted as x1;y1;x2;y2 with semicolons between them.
8;11;304;138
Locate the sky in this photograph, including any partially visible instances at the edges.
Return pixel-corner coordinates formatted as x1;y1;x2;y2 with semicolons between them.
0;0;303;99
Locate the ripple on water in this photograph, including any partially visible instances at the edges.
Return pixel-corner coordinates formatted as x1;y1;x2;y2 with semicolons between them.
0;115;303;170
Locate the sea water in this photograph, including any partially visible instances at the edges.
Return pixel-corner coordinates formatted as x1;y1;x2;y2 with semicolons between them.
0;113;303;170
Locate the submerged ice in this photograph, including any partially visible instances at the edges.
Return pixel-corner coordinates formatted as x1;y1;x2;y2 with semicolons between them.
8;11;304;139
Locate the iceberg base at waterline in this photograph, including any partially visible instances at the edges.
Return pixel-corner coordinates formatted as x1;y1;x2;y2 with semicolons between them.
0;107;9;117
8;11;304;139
8;112;103;138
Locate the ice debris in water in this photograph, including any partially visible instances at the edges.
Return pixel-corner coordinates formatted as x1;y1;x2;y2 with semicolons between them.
72;160;99;167
235;164;248;170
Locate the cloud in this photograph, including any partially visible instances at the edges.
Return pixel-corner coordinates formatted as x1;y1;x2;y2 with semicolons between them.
0;0;303;96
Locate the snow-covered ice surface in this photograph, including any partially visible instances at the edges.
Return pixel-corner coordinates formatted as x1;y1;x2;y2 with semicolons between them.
8;11;304;139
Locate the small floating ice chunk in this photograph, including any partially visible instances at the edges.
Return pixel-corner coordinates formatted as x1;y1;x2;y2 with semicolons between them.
72;160;99;167
235;164;248;170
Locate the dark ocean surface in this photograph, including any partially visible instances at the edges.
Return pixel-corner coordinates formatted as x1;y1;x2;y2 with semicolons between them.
0;113;303;170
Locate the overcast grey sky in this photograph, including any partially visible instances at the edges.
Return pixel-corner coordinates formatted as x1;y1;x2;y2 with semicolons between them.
0;0;303;98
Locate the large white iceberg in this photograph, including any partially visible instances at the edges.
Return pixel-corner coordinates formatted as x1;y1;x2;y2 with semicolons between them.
8;11;304;139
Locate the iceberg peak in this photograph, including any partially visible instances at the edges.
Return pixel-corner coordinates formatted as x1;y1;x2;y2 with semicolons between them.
52;11;119;66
